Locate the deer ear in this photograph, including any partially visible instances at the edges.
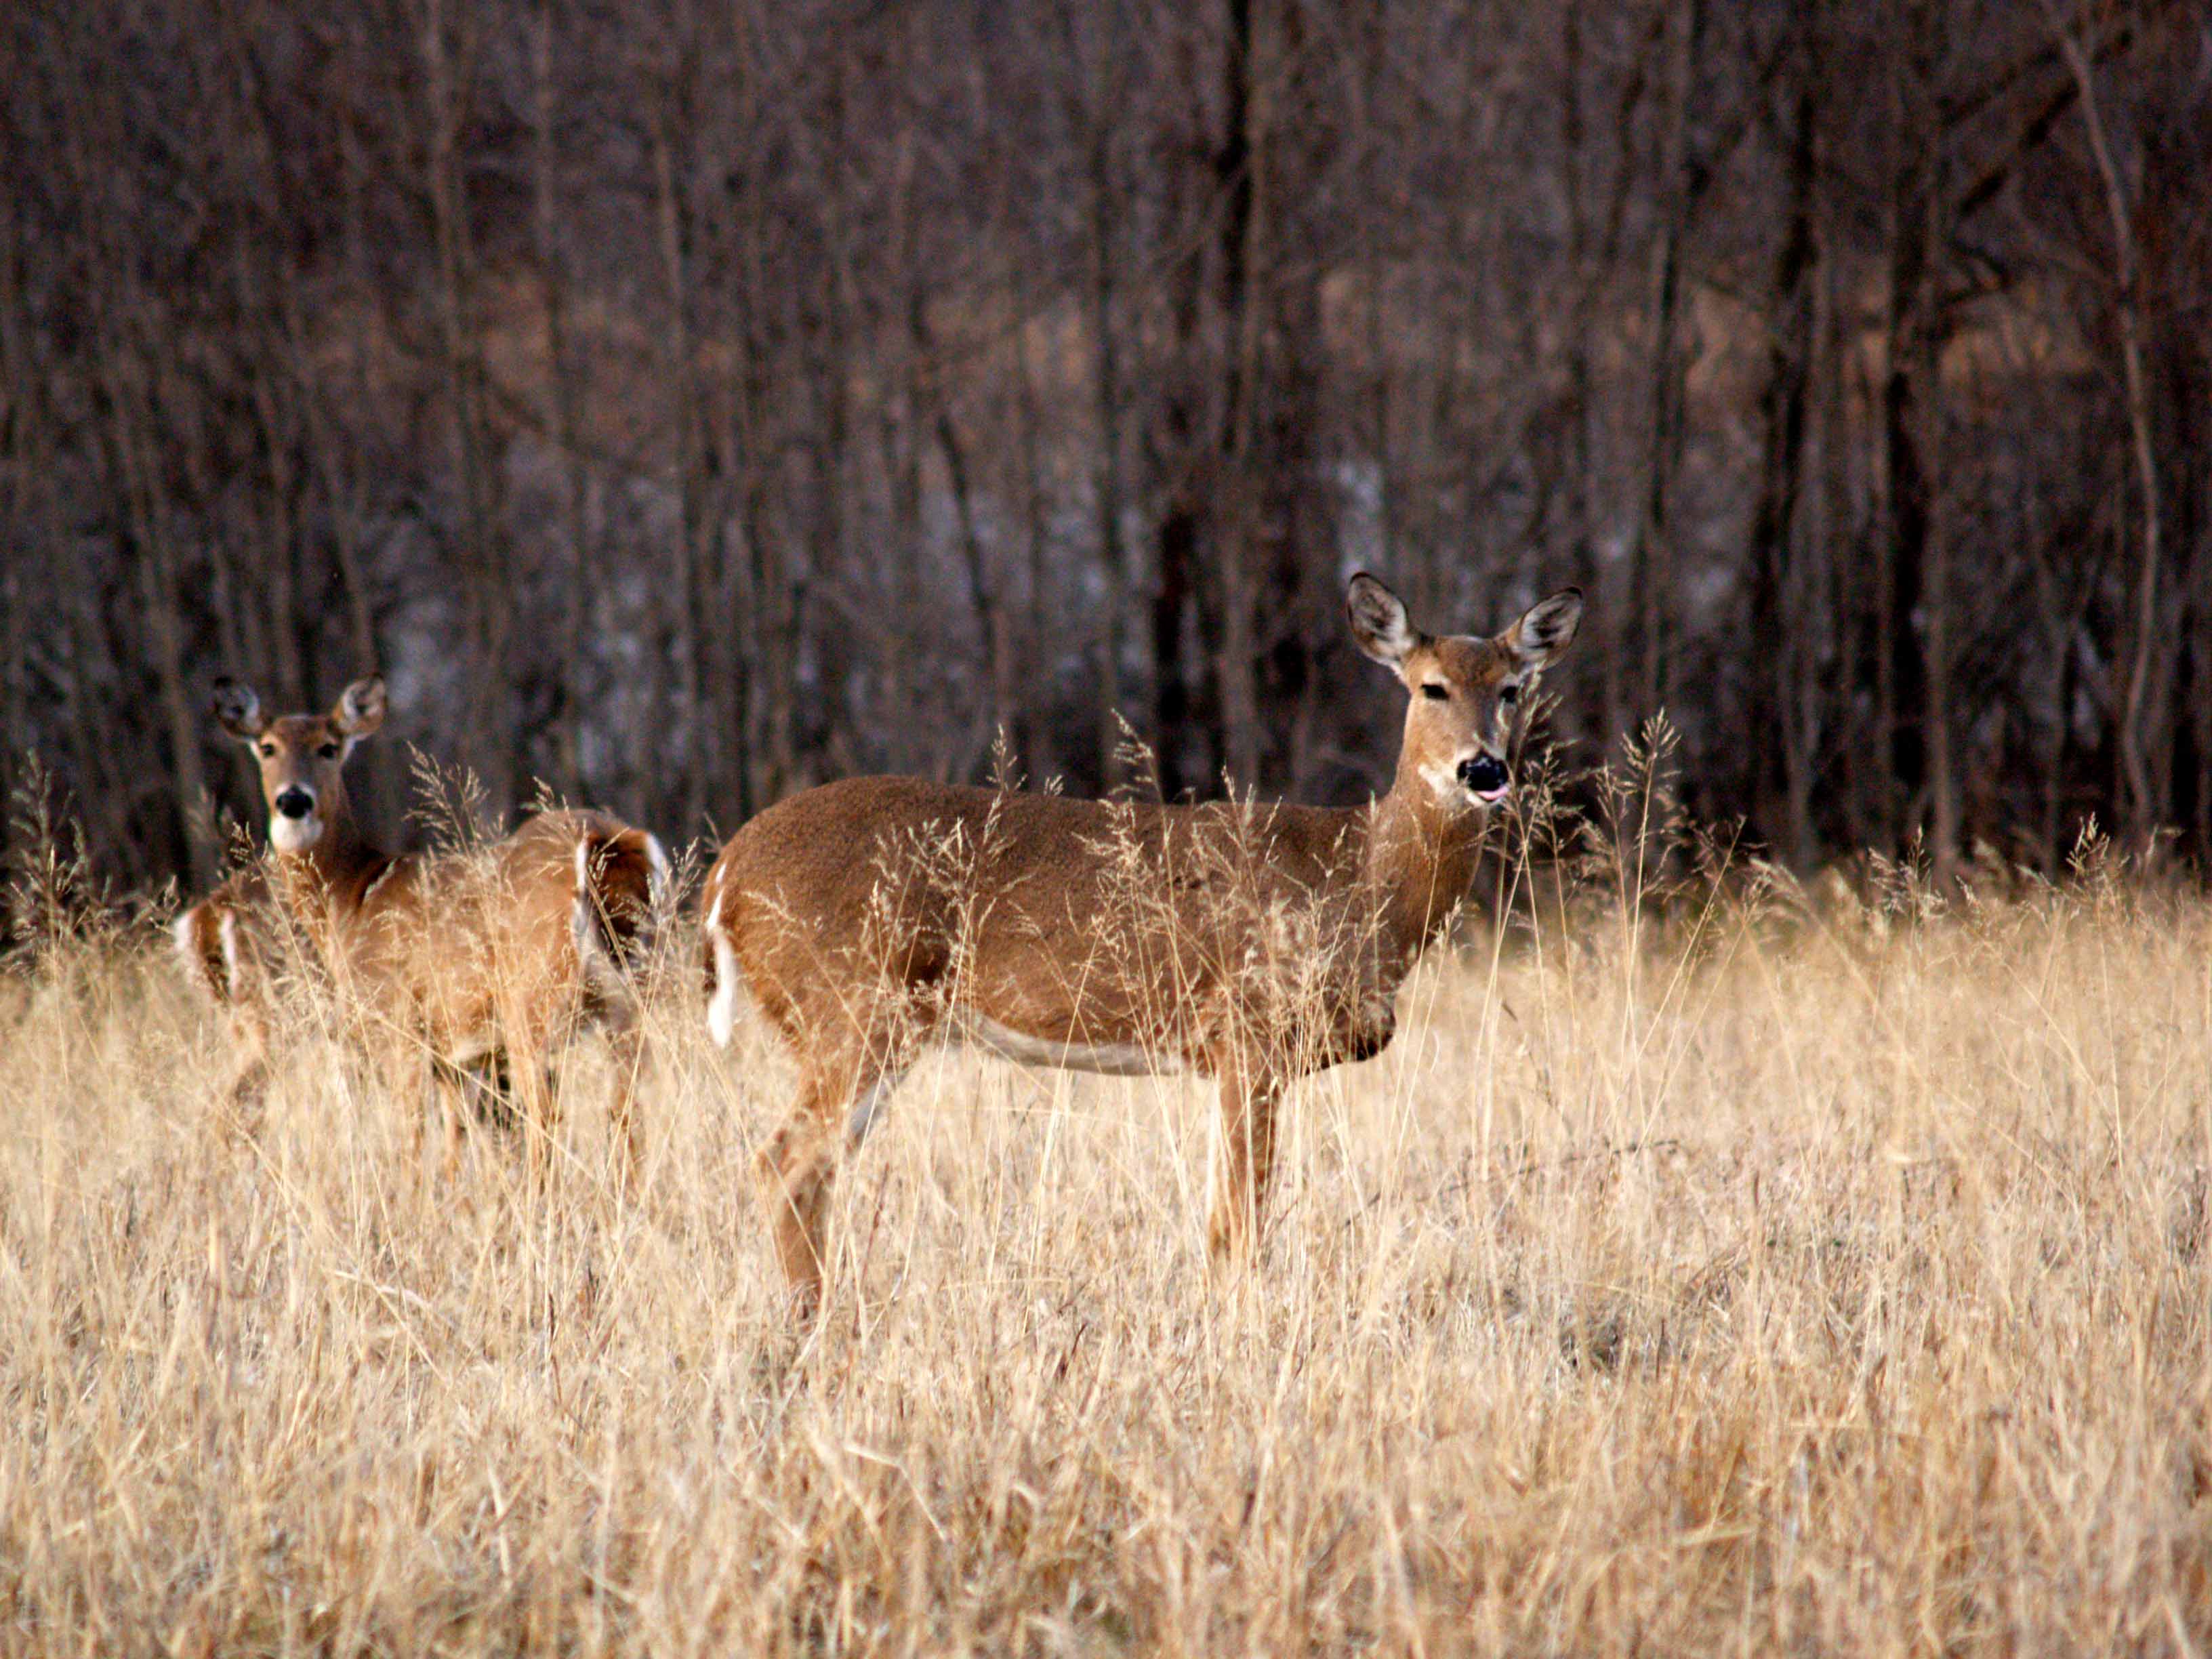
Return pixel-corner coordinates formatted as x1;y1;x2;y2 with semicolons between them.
1346;573;1422;676
331;675;386;739
1502;588;1584;670
211;678;266;741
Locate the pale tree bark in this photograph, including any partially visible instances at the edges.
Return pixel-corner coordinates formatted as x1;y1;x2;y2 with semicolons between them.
0;197;33;906
712;0;784;815
419;0;514;817
104;335;216;885
649;3;713;827
2052;5;2161;851
1877;3;1942;870
1746;0;1820;865
1011;286;1055;785
1559;0;1612;740
317;42;384;689
1148;7;1225;802
883;123;931;776
63;64;218;885
1072;0;1131;786
1631;0;1704;724
531;0;590;801
213;5;309;709
1216;0;1262;790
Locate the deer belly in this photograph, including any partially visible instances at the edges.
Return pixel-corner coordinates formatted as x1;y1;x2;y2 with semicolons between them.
963;1013;1176;1078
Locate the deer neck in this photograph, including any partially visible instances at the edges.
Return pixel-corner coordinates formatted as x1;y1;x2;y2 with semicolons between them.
1361;769;1489;968
270;792;385;923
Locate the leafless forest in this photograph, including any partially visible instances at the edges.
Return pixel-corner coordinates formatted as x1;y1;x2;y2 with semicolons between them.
2;0;2207;905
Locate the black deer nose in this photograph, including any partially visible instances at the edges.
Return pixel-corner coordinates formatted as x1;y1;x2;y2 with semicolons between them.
1457;752;1509;796
274;787;315;820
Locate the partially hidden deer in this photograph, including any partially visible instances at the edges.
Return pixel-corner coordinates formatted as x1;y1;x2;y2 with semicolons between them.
700;573;1582;1313
173;674;668;1180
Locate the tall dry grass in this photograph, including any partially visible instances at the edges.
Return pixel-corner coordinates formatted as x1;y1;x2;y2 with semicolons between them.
4;771;2211;1654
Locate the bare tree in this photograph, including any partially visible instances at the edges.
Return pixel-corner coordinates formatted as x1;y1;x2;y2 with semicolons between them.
1;0;2206;903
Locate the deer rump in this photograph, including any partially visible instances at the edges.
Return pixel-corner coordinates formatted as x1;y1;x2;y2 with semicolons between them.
345;811;663;1065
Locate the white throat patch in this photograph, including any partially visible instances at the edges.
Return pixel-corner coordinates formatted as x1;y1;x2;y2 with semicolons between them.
1418;758;1508;813
1416;761;1476;812
270;815;324;854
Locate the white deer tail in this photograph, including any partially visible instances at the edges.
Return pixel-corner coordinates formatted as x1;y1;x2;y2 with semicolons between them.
701;865;743;1050
571;825;669;991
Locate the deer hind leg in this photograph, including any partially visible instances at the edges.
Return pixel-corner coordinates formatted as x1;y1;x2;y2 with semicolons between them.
756;1034;913;1319
1206;1065;1283;1268
423;1049;514;1169
482;968;572;1192
458;1051;520;1130
756;1071;842;1319
506;1033;565;1193
390;1040;471;1180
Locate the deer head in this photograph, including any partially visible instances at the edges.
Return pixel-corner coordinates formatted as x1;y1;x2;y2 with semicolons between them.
1345;573;1582;813
213;676;387;855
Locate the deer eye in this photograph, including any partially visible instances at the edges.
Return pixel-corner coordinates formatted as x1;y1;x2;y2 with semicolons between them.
1498;683;1521;706
1420;683;1450;701
316;742;340;760
258;743;276;758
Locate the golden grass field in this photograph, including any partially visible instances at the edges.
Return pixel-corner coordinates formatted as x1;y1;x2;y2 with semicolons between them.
5;814;2212;1655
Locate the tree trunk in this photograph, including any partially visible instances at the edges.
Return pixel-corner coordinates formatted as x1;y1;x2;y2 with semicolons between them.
420;0;513;819
2054;15;2162;851
1880;23;1938;864
532;0;590;802
1086;105;1129;788
1214;0;1261;790
1746;3;1820;863
1631;0;1704;722
650;37;711;828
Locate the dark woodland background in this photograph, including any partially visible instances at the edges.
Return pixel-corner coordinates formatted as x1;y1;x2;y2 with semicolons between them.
2;0;2208;909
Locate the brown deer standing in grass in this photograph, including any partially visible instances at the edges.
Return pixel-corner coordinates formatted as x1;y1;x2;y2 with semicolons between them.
701;573;1582;1313
172;674;668;1181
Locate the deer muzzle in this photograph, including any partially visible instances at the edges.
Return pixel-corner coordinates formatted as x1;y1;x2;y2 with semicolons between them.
1456;752;1509;802
268;785;324;851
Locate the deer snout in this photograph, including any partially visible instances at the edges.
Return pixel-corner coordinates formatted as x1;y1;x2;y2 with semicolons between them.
1456;752;1509;800
274;786;316;820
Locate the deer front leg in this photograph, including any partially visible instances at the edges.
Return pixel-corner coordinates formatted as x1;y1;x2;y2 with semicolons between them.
221;1001;274;1126
1207;1066;1282;1268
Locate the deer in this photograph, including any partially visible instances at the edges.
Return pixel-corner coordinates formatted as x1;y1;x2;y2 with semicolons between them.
699;571;1582;1314
171;674;668;1182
